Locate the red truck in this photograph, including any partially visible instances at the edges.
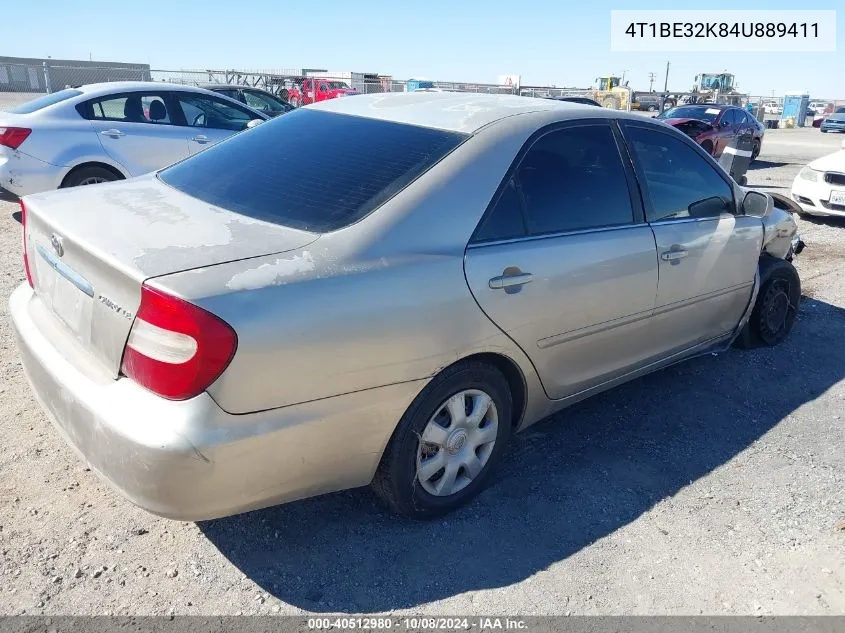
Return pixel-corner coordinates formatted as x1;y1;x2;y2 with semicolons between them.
287;78;358;107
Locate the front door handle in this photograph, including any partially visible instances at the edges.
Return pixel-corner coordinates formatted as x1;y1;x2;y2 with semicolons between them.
661;249;689;262
489;272;534;289
191;135;211;144
100;129;124;138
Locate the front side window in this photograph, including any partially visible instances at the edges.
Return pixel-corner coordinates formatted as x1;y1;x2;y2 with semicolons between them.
516;124;635;236
626;126;734;222
174;93;256;131
159;110;467;233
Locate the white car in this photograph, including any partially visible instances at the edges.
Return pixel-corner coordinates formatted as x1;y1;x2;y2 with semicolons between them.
0;82;267;198
763;102;783;115
791;139;845;217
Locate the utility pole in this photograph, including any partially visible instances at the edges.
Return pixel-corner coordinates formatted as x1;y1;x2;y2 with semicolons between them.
648;72;656;92
660;61;670;114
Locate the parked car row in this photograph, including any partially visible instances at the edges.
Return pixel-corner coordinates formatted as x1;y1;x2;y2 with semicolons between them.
10;91;801;521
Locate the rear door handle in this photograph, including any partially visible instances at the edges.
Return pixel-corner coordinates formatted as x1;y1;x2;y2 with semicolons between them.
100;129;124;138
661;249;689;262
489;272;534;289
191;135;210;143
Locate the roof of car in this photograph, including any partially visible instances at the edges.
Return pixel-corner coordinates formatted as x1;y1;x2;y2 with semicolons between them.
308;92;614;133
200;84;271;91
72;81;225;97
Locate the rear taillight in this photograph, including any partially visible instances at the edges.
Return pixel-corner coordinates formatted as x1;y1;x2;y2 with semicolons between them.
0;127;32;149
121;284;237;401
21;200;33;288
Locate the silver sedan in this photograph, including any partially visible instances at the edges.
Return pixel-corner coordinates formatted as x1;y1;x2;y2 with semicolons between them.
0;82;267;197
10;92;800;520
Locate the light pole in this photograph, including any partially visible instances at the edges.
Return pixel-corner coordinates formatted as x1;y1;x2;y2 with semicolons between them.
648;72;656;92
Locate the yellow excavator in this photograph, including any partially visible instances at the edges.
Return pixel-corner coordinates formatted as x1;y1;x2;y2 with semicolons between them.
590;76;630;110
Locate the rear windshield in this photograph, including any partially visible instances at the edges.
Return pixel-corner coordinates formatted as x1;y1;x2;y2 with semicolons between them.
159;109;467;233
8;89;83;114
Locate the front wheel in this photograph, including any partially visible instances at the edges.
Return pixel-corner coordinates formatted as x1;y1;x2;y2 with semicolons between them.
751;140;761;162
734;258;801;348
372;361;512;519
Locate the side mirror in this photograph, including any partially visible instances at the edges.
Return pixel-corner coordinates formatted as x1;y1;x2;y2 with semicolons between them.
246;119;264;129
742;190;770;218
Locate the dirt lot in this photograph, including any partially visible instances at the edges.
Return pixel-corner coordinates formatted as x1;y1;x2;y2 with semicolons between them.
0;128;843;616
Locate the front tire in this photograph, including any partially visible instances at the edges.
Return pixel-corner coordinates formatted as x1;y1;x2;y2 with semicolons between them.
735;258;801;349
372;361;512;519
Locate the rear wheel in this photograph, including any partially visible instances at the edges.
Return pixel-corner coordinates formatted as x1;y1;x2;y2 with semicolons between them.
647;104;658;112
820;128;828;133
734;258;801;348
751;139;761;162
61;165;120;188
372;361;512;519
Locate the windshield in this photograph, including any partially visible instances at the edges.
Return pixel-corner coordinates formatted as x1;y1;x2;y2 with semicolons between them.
327;81;351;90
159;110;467;233
657;105;721;123
8;89;83;114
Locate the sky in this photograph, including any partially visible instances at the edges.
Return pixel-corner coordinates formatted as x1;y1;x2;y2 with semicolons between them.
3;0;842;98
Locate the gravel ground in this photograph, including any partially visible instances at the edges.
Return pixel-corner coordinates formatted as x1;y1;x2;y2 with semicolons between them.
0;129;843;616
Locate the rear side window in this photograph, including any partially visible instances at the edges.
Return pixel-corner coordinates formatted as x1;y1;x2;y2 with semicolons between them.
8;89;82;114
517;124;634;235
159;109;467;233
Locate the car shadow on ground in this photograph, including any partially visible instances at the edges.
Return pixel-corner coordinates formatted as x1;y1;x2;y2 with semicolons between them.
199;296;845;613
748;160;790;170
0;188;18;203
800;215;845;229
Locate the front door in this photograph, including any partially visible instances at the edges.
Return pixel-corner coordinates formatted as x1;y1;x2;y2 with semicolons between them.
171;92;259;154
464;122;659;400
87;92;189;175
622;123;764;356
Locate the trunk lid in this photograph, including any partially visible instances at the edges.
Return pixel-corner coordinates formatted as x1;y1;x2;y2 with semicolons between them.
23;174;318;377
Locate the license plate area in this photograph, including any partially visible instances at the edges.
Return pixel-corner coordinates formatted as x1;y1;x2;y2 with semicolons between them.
32;242;94;344
829;190;845;206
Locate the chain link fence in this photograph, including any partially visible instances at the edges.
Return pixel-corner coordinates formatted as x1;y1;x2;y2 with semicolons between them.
2;60;842;119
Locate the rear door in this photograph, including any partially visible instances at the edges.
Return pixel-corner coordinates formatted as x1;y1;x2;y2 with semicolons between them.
171;92;259;153
84;91;189;175
464;121;659;400
622;123;763;356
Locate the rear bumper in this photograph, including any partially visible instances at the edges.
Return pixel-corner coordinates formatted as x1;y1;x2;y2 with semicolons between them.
10;284;423;520
0;151;63;197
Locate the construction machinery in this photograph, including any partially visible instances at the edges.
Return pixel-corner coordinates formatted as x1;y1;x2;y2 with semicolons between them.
686;71;744;106
590;76;631;110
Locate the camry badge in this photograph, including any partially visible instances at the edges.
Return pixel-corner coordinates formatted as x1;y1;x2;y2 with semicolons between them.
50;233;64;258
